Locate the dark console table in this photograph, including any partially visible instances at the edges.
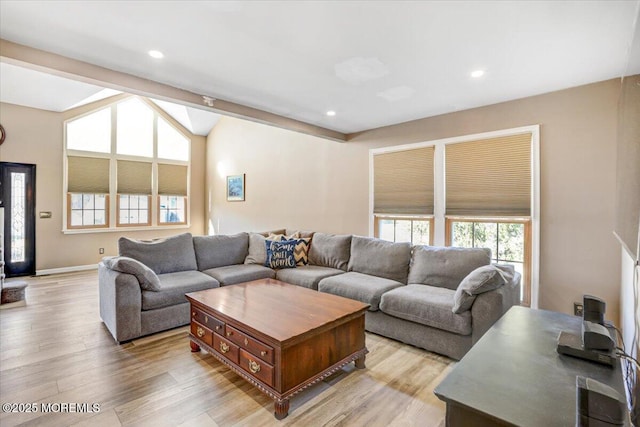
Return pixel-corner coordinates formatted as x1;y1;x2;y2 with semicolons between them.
434;306;628;426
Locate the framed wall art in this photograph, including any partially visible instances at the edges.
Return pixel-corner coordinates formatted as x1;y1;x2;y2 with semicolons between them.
226;174;245;201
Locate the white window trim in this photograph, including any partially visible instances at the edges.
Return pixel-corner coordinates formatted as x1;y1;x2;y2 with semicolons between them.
369;125;540;308
62;96;191;234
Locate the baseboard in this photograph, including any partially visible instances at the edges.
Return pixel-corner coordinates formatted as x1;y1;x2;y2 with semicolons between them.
36;264;98;276
0;300;26;310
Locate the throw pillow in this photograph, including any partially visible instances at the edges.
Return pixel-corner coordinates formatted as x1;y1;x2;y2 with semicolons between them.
451;264;509;314
244;233;268;265
292;237;311;266
264;239;297;269
267;231;300;241
102;256;161;291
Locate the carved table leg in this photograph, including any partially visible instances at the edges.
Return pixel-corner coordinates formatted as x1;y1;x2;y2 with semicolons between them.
274;399;290;420
355;354;366;369
190;340;201;352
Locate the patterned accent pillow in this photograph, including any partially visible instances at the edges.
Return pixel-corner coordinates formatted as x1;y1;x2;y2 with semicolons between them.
265;239;298;269
291;238;311;266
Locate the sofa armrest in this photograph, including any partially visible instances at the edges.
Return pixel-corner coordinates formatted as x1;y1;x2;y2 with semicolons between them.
470;272;521;344
99;262;142;343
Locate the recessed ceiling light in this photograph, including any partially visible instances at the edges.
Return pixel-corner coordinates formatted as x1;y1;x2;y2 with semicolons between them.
148;50;164;59
471;69;485;78
326;110;336;117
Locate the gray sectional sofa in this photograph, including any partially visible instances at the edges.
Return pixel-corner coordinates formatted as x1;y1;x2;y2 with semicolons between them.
99;230;520;360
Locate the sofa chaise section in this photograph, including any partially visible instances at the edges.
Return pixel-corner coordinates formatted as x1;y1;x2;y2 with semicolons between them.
99;233;219;342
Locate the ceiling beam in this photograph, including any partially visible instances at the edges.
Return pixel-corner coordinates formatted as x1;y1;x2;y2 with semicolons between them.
0;39;346;142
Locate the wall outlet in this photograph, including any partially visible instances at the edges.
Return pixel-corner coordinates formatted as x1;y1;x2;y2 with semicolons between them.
574;302;584;316
99;248;104;254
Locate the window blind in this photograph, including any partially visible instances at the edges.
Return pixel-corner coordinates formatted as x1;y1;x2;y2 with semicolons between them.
158;164;188;196
445;133;531;216
374;146;434;215
117;160;152;194
67;156;110;193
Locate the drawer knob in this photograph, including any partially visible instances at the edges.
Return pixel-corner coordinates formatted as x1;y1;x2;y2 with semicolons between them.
261;350;267;357
220;342;230;354
215;326;221;330
204;316;208;323
244;338;249;346
226;332;232;337
192;311;196;317
196;326;205;338
248;359;261;374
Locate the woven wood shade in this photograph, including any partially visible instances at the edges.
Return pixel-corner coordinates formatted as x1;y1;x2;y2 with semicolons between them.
445;133;531;216
67;156;110;193
374;146;434;215
158;164;188;196
117;160;152;194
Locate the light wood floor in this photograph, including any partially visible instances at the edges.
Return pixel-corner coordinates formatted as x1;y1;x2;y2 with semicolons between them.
0;271;452;427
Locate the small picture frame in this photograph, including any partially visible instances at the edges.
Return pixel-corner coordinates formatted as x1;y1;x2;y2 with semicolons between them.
226;174;245;201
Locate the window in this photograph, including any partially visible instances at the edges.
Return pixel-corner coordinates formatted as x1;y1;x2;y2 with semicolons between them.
159;195;186;224
375;217;433;245
64;95;190;231
68;193;109;228
447;218;531;306
370;126;539;307
118;195;150;226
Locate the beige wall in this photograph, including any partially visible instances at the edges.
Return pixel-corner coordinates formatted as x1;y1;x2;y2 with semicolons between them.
205;117;370;235
207;79;621;321
0;101;206;272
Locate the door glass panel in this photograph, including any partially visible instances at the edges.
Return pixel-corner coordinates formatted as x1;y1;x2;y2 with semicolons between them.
10;172;26;262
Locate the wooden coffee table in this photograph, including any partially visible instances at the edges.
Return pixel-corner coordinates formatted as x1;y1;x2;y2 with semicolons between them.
186;278;369;419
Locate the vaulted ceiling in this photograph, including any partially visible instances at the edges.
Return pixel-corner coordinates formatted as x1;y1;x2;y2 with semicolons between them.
1;1;638;137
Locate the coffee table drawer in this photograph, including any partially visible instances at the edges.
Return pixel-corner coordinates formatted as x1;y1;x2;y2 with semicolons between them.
213;332;239;364
192;308;224;334
191;321;213;346
224;324;275;364
239;348;274;387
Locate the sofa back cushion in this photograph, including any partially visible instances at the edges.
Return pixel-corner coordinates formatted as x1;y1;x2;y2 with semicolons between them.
308;233;352;271
118;232;198;274
193;233;249;270
348;236;411;283
408;246;491;290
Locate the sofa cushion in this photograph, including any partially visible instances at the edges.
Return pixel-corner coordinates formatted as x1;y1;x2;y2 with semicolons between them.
452;264;515;314
102;256;161;291
408;246;491;290
318;272;403;311
380;284;472;335
348;236;411;284
308;233;352;271
202;264;275;286
275;265;345;290
267;231;300;241
193;233;248;271
119;233;197;274
141;271;219;310
265;239;297;269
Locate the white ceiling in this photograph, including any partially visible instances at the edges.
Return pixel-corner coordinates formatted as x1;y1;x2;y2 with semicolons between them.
1;1;639;135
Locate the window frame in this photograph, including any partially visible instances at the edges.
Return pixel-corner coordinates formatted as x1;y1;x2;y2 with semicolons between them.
62;95;191;233
66;193;110;230
158;195;188;226
369;125;540;308
373;215;434;245
445;216;532;306
116;194;152;227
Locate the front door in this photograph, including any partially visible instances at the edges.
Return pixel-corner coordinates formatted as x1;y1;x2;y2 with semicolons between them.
0;162;36;277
